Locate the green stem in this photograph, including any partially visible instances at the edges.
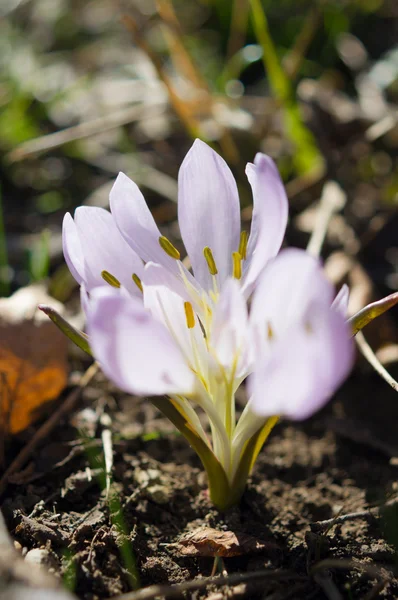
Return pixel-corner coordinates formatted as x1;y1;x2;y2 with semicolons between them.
228;416;279;508
151;397;232;509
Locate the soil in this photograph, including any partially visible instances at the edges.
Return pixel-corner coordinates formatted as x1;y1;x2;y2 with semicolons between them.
2;362;398;600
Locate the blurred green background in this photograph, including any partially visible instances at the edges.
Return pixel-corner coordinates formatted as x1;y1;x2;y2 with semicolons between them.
0;0;397;298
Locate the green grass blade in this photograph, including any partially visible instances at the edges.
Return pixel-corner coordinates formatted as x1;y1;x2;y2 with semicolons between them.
250;0;324;176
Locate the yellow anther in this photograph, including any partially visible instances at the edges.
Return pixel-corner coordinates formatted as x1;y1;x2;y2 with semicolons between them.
232;251;242;280
101;270;121;288
267;322;274;340
203;247;218;275
239;230;248;260
159;236;180;260
132;273;143;293
184;301;195;329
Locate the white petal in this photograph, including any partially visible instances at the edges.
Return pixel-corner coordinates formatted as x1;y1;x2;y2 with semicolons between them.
143;263;208;378
110;172;180;272
250;248;334;344
242;154;288;295
73;206;144;296
178;139;240;291
87;288;195;396
62;213;84;285
211;278;251;376
249;302;354;420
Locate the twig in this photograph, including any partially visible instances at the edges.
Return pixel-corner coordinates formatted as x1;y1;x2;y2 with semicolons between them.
312;496;398;532
0;362;99;497
112;569;305;600
312;509;379;532
356;331;398;392
306;181;346;258
311;558;390;583
7;103;165;162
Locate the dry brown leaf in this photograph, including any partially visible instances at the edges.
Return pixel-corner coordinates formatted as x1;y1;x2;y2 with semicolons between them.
173;527;271;557
0;285;68;435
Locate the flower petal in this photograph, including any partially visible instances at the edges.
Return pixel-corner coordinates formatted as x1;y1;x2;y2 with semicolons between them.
62;213;85;285
178;139;240;291
249;302;354;420
250;248;334;345
73;206;144;296
110;172;180;272
87;287;195;396
143;263;208;377
242;154;288;295
211;278;251;376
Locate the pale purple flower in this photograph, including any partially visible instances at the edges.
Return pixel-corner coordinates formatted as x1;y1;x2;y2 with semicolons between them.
63;139;288;304
62;140;354;486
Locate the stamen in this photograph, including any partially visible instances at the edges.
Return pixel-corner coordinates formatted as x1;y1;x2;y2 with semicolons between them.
232;252;242;280
239;230;248;260
159;236;180;260
267;322;274;340
101;270;121;288
184;301;195;329
203;247;218;275
132;273;143;292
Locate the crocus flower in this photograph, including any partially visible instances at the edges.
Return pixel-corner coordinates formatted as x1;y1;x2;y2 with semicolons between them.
63;139;288;311
61;140;354;509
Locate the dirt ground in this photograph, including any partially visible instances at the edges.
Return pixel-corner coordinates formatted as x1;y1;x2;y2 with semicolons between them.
1;4;398;598
2;361;398;600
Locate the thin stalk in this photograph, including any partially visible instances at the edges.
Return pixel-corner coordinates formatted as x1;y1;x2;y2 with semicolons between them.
306;181;346;258
356;331;398;392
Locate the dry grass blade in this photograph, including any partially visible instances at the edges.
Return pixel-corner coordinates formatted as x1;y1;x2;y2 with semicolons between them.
122;14;201;141
156;0;208;91
7;104;165;162
112;569;306;600
306;181;346;258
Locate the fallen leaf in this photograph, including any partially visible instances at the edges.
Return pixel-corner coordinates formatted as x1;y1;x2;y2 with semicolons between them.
0;284;68;436
173;527;272;557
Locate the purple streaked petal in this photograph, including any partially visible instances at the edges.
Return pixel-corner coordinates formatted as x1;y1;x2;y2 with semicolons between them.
87;288;195;396
250;248;334;343
110;172;180;272
62;213;85;285
178;139;240;291
331;284;349;318
242;154;288;296
73;206;144;296
248;302;354;420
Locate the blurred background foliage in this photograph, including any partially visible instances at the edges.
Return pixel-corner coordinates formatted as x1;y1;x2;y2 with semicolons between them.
0;0;397;298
